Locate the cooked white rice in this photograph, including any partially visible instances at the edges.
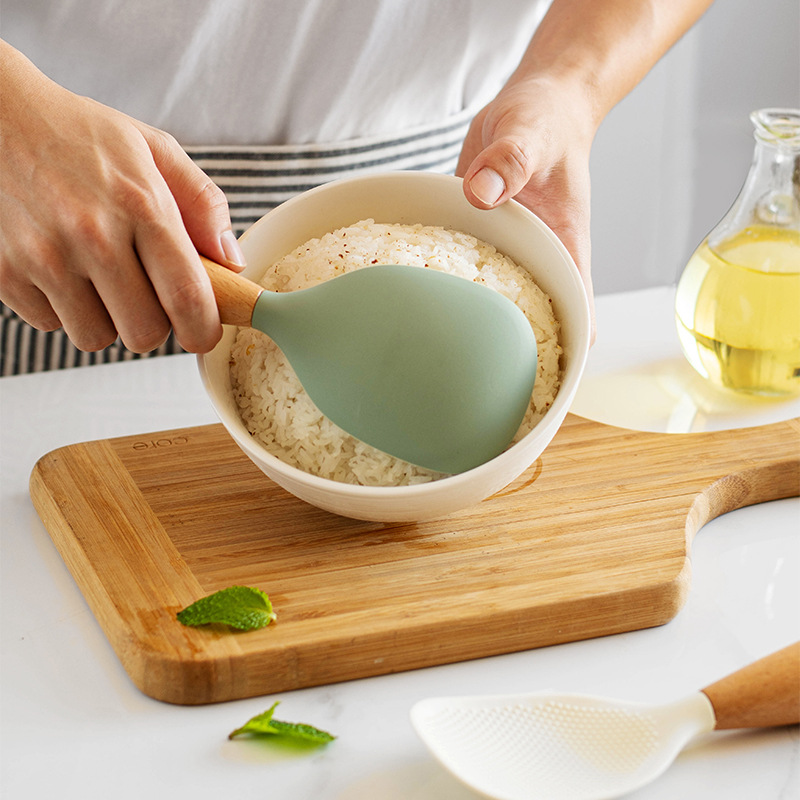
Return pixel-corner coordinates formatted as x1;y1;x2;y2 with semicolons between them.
229;220;562;486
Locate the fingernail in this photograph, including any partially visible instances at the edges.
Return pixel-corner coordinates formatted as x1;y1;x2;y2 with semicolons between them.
469;168;505;206
220;230;246;269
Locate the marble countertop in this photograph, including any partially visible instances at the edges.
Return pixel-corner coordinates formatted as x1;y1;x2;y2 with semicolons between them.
1;286;798;800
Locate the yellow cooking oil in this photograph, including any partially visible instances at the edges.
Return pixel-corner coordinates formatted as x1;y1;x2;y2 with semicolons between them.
675;225;800;395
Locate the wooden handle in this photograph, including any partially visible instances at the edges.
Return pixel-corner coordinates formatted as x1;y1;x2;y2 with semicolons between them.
200;255;263;327
702;642;800;730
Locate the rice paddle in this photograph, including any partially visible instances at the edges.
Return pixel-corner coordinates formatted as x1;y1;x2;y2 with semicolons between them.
203;255;537;474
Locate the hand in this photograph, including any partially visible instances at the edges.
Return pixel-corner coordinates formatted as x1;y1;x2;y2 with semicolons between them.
456;0;715;345
0;43;245;354
457;76;596;340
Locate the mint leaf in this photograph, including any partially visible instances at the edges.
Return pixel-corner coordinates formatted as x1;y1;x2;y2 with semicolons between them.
177;586;276;631
265;718;336;743
229;702;336;744
228;701;279;738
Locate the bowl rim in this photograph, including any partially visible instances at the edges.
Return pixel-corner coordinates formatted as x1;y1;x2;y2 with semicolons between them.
198;171;591;496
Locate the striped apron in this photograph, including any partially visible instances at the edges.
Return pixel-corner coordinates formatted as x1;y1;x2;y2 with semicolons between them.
1;112;470;375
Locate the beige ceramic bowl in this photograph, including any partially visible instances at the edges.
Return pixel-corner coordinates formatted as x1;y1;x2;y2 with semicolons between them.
198;172;590;522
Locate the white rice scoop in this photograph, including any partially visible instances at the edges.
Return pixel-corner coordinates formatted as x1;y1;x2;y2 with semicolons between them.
202;255;537;474
410;642;799;800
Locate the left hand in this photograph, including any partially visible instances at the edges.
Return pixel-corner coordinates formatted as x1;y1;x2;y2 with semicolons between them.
456;76;596;340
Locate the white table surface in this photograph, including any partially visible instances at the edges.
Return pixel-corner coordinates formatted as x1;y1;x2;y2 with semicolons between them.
1;286;798;800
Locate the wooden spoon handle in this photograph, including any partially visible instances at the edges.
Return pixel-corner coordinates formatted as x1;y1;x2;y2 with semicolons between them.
200;255;263;328
701;641;800;729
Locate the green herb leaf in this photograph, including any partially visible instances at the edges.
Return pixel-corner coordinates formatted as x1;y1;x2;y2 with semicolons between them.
229;702;336;744
177;586;276;631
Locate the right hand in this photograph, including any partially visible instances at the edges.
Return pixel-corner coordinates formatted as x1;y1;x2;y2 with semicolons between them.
0;41;245;355
457;75;596;341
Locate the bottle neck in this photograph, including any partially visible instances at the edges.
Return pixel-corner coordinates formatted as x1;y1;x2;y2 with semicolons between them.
709;137;800;248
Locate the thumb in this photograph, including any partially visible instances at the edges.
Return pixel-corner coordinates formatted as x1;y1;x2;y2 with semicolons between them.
462;134;534;210
139;125;246;270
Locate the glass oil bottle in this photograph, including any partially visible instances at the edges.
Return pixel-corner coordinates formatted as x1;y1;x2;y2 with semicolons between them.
675;108;800;395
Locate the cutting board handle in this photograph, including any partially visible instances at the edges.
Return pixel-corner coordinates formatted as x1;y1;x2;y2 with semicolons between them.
680;417;800;538
702;642;800;730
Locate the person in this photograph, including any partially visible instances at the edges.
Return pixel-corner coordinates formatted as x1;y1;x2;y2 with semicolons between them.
0;0;713;375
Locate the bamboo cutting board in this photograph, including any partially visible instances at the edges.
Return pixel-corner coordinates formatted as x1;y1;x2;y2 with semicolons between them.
30;414;799;705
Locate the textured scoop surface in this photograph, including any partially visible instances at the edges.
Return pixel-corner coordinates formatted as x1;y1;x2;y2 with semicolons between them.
411;691;716;800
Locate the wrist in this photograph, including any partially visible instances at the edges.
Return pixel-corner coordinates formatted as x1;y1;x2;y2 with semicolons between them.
1;40;64;112
500;72;599;150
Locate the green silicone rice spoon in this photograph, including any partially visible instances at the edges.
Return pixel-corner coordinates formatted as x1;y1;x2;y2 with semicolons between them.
202;256;537;474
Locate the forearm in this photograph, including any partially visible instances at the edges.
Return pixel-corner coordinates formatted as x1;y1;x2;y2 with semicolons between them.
508;0;714;130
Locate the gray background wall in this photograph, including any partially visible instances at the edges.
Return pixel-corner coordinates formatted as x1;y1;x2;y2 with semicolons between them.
589;0;799;295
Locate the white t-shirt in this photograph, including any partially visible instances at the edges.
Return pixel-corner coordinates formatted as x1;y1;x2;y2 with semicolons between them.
2;0;550;146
